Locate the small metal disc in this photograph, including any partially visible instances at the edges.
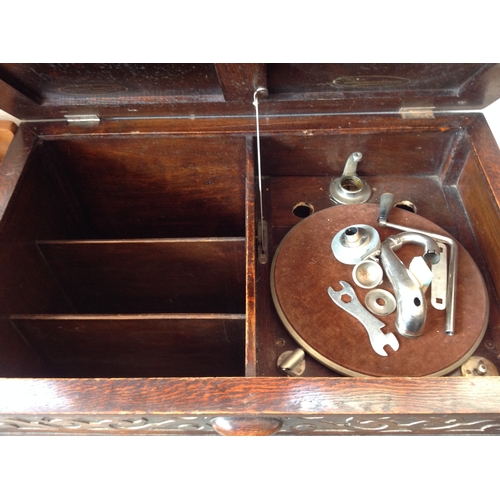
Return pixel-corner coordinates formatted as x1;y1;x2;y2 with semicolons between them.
461;356;499;377
353;260;383;289
365;289;397;316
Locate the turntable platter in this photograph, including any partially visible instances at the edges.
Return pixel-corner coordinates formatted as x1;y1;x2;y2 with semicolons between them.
271;204;488;377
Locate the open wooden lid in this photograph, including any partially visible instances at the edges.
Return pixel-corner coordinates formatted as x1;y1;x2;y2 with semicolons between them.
1;63;500;120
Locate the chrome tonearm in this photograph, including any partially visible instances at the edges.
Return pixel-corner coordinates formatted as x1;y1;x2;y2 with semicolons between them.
378;192;457;336
380;231;440;338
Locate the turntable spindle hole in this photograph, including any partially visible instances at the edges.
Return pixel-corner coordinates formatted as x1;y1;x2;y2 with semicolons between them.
292;202;314;218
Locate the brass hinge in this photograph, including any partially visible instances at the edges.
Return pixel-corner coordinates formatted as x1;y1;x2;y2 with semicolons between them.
399;107;435;119
65;114;100;125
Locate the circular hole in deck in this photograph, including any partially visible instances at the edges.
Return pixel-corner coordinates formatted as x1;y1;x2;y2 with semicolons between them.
395;200;417;213
292;202;314;218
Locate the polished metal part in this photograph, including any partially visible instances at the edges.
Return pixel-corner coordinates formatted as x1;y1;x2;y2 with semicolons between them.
329;152;372;204
352;259;384;289
277;348;306;377
431;242;447;310
461;356;499;377
327;281;399;356
365;289;397;316
65;114;100;125
380;232;440;338
331;224;381;265
399;107;435;119
409;255;434;293
378;192;457;336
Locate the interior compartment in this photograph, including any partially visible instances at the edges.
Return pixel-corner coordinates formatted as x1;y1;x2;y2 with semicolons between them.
2;115;499;382
254;124;500;377
0;135;250;377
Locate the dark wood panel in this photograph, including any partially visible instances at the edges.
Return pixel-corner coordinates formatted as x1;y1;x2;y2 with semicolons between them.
260;130;457;177
460;116;500;357
38;238;246;314
0;63;223;105
49;136;247;238
11;314;245;377
266;64;492;100
215;64;267;102
0;77;41;118
465;114;500;202
2;64;499;120
0;128;74;375
0;134;81;315
244;137;257;376
29;114;476;141
458;153;500;301
1;377;499;416
269;176;455;234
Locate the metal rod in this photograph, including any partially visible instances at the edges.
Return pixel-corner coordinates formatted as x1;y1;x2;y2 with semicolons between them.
253;87;269;264
253;88;267;231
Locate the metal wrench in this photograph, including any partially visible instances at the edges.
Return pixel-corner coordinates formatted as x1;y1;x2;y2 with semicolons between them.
327;281;400;356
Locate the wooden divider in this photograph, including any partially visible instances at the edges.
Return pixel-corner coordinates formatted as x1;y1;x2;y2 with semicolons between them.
37;238;246;314
11;314;246;377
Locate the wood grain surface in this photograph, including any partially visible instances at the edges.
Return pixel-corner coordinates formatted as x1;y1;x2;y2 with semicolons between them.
37;238;246;314
11;314;245;377
1;64;498;120
1;377;499;416
47;136;247;238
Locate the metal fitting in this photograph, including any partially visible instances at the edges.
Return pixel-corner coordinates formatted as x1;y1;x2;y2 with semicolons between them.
329;152;371;204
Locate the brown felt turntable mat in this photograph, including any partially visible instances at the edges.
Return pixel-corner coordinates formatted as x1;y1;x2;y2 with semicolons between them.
271;204;489;377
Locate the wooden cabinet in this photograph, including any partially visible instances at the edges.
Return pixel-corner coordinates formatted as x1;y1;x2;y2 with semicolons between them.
0;64;500;435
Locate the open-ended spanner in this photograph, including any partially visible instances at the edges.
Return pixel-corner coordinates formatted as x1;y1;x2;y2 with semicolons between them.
327;281;400;356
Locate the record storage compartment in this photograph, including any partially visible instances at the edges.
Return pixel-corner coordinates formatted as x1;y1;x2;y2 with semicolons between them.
1;63;500;435
0;135;251;379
